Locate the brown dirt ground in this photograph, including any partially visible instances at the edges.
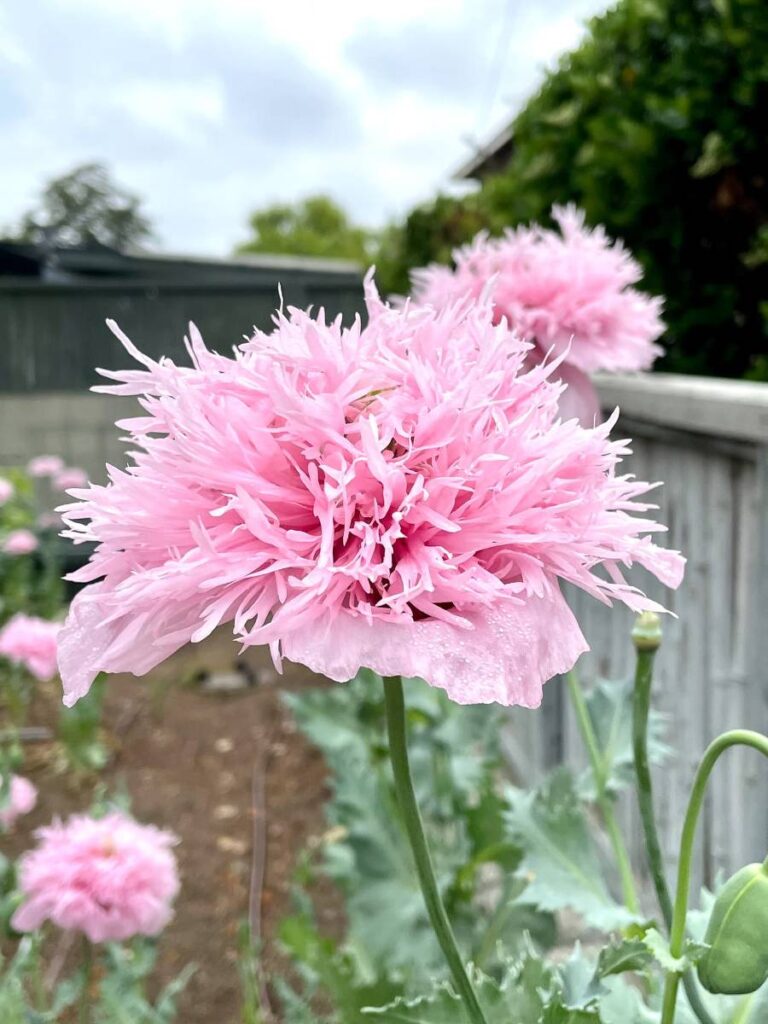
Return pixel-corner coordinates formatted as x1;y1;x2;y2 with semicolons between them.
1;632;344;1023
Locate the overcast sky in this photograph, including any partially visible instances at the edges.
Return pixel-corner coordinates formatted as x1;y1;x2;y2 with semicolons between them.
1;0;608;256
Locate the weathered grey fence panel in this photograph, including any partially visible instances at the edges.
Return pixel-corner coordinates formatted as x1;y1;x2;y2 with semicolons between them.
0;256;364;477
0;259;363;393
507;373;768;897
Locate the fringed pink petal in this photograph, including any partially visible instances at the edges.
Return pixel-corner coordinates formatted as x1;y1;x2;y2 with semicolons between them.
58;586;191;706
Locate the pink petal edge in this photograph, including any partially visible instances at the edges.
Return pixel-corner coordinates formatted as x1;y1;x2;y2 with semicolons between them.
281;590;589;708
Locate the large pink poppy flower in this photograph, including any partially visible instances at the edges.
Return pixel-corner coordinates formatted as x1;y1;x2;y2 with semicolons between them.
57;279;682;708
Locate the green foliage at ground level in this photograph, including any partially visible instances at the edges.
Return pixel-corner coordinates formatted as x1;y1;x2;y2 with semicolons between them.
275;671;768;1023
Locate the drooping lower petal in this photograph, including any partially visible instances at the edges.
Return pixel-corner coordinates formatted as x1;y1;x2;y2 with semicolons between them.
280;590;588;708
59;585;193;707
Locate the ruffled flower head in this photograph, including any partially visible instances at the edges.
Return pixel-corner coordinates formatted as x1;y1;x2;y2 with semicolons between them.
0;775;38;830
0;614;60;681
411;205;664;423
12;812;179;942
57;279;683;708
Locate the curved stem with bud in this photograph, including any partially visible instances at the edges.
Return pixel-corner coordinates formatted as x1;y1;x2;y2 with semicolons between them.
632;612;715;1024
660;730;768;1024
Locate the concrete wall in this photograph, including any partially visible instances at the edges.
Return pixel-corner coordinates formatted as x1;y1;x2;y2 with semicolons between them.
0;256;364;393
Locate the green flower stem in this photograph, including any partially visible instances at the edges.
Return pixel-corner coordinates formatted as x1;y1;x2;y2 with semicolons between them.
79;938;93;1024
30;935;48;1013
472;876;520;970
632;619;715;1024
383;675;489;1024
732;993;757;1024
660;731;768;1024
632;644;673;926
566;670;639;914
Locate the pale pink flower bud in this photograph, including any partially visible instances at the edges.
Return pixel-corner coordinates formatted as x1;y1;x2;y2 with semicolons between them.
27;455;65;478
0;775;38;830
2;529;39;556
53;468;88;491
0;478;14;505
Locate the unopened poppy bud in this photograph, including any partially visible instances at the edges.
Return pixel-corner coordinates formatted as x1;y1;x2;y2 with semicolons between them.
632;611;662;652
698;859;768;995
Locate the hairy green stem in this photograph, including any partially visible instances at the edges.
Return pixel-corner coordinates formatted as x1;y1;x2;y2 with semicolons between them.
660;731;768;1024
79;938;93;1024
632;621;715;1024
383;676;488;1024
632;646;674;926
28;935;47;1014
634;630;720;1024
566;669;639;914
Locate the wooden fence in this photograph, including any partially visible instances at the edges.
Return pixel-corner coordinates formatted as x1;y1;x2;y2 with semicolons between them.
0;256;363;393
505;372;768;895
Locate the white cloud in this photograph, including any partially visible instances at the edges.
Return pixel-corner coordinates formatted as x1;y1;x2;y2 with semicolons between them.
116;79;226;139
0;0;609;254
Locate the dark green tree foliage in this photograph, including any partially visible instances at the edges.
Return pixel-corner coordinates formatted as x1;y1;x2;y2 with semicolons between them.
16;162;154;252
375;195;491;297
383;0;768;379
237;194;377;265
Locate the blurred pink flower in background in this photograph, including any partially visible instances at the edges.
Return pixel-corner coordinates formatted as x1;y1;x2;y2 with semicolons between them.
28;455;65;478
411;205;664;425
53;467;88;491
58;282;683;709
2;529;39;556
12;812;180;942
0;775;38;830
0;613;61;680
0;478;14;505
37;512;62;530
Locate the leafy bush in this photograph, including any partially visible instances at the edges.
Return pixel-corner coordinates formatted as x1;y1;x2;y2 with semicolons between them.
380;0;768;379
0;469;63;623
236;195;378;265
375;195;490;297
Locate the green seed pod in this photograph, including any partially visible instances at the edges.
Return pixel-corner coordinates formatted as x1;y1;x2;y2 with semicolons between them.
698;860;768;995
